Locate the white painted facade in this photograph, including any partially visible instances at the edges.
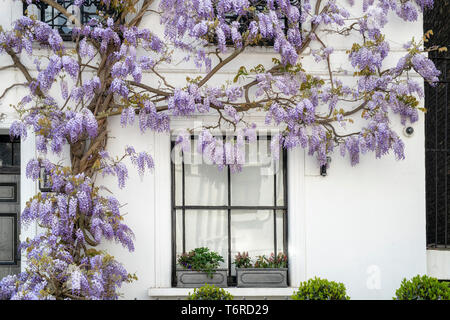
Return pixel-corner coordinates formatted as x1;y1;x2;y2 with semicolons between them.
0;0;448;300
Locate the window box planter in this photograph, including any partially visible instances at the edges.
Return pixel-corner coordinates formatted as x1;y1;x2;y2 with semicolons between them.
236;268;288;288
176;269;228;288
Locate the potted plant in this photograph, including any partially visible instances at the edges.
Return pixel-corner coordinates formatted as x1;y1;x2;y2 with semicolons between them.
176;247;227;287
235;252;288;288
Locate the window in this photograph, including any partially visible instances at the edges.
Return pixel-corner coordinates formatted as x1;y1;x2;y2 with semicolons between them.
171;135;287;286
424;0;450;248
0;135;20;173
22;0;102;41
207;0;302;46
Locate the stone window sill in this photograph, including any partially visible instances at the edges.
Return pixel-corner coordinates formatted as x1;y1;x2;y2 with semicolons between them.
148;287;296;300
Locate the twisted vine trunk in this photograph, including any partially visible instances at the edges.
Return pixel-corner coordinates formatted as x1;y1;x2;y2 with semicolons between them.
70;118;108;177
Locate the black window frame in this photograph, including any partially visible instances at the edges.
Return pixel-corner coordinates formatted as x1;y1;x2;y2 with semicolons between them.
170;134;288;287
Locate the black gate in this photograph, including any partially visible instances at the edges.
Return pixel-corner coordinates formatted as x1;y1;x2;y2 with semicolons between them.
424;0;450;248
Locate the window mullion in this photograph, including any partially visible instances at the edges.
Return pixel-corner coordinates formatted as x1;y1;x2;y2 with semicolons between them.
273;158;277;255
227;136;232;284
283;148;288;256
181;150;186;254
170;141;176;287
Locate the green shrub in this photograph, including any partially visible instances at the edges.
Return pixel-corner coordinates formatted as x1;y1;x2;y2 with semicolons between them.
292;277;350;300
187;284;234;300
177;247;224;278
394;275;450;300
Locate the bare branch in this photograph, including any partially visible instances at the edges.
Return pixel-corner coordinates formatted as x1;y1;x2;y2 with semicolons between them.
0;65;15;72
0;83;27;100
39;0;80;26
128;0;155;27
127;80;171;97
198;48;245;88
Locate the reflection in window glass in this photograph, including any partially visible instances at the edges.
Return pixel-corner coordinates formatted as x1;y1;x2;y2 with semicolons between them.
231;138;280;206
0;136;20;168
230;210;274;275
13;143;20;167
184;163;228;206
184;210;228;269
174;138;228;206
0;143;12;166
276;210;286;254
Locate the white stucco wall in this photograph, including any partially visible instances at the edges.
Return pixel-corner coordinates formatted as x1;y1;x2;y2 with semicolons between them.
0;0;437;300
427;250;450;280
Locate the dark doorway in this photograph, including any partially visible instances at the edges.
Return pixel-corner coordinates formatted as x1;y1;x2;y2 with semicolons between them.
0;134;21;278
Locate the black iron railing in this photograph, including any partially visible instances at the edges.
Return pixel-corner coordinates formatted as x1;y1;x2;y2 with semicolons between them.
424;0;450;248
208;0;301;46
22;0;101;41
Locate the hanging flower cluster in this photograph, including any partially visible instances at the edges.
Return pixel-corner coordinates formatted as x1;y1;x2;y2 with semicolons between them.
0;157;139;299
159;0;441;168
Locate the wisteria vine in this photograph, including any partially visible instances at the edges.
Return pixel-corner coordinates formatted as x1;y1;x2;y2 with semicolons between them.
0;0;445;299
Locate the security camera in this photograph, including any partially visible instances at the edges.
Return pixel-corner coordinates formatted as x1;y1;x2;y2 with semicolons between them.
403;126;414;137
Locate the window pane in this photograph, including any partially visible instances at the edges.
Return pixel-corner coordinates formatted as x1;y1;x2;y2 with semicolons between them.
183;210;228;268
184;163;228;206
276;210;286;254
230;210;275;275
183;138;228;206
276;152;284;206
0;217;14;262
81;3;102;29
0;143;12;166
175;210;183;257
13;143;20;167
43;1;74;38
173;144;183;206
231;138;283;206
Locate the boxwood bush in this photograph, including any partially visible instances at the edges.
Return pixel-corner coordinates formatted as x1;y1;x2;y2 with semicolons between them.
394;275;450;300
187;284;234;300
292;277;350;300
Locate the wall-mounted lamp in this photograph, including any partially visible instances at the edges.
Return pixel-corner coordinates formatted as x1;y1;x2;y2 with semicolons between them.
320;156;332;177
39;166;52;192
